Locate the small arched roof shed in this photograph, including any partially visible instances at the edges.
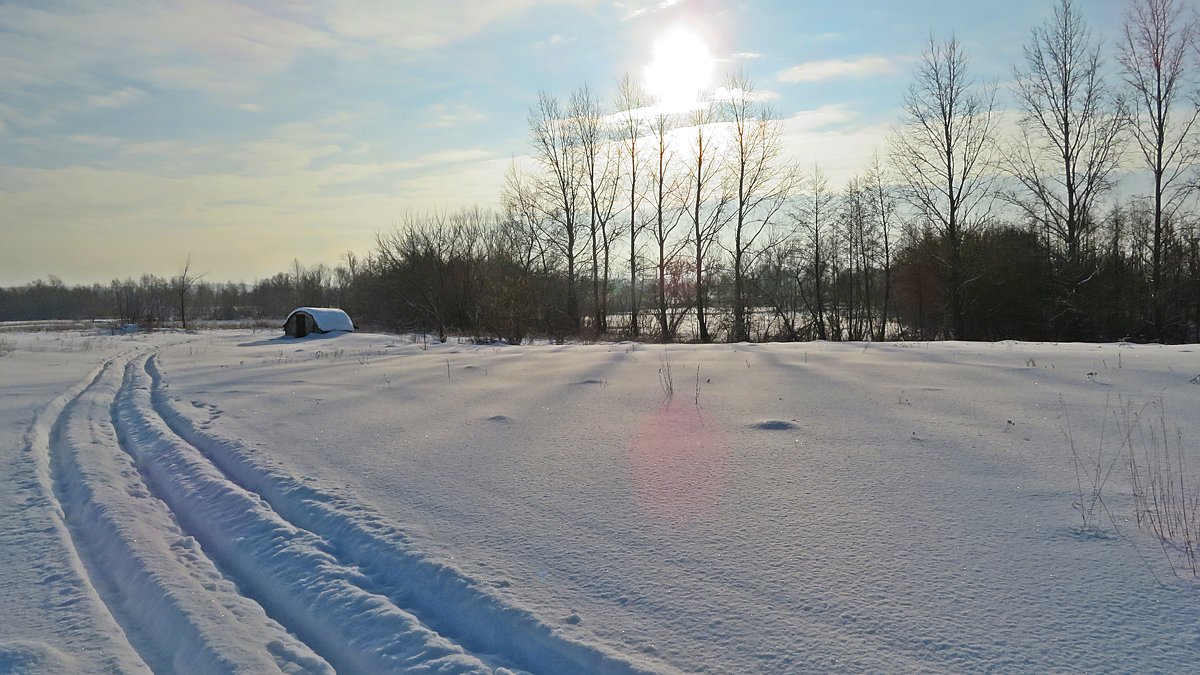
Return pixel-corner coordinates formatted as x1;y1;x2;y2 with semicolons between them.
284;307;355;338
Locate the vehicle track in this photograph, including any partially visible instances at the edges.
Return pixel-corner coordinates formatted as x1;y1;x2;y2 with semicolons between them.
43;347;331;674
33;343;649;674
113;353;494;674
27;352;152;674
140;351;650;675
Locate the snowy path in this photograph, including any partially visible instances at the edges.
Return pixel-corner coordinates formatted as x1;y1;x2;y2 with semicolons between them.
41;347;331;673
32;344;646;674
18;346;155;673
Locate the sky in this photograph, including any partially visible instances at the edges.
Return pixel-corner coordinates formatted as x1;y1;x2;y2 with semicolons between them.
0;0;1134;286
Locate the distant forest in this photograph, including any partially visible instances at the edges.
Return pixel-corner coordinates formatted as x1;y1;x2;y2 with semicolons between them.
4;0;1199;344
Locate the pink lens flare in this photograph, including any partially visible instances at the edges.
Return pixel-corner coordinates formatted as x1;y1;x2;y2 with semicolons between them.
629;403;728;521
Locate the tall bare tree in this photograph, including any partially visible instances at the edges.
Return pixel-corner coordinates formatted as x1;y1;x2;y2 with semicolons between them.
501;161;556;275
615;74;648;337
1006;0;1125;337
864;152;897;340
529;90;584;330
840;175;877;340
683;99;730;343
570;85;620;334
175;253;203;331
722;73;799;342
646;110;688;341
891;35;999;339
794;166;834;340
1118;0;1199;338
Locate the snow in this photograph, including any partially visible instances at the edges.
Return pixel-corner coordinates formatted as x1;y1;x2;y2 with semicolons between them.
2;330;1200;672
285;308;354;333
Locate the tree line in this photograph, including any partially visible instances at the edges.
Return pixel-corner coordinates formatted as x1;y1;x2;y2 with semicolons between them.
4;0;1199;343
0;262;350;329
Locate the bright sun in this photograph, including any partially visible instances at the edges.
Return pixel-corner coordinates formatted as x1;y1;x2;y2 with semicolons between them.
643;27;714;112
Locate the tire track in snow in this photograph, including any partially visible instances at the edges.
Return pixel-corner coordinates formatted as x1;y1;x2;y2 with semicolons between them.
46;348;331;674
115;355;494;673
27;353;152;674
143;352;653;675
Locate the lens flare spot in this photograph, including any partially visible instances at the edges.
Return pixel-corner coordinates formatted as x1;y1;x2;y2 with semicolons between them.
629;403;727;521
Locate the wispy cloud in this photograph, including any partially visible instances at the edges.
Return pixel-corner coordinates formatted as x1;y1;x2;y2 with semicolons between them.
779;105;890;186
0;0;333;97
712;86;781;103
85;87;146;110
327;1;591;51
779;57;897;84
785;104;859;130
620;0;686;20
426;103;487;128
397;148;496;171
533;33;574;48
66;134;121;147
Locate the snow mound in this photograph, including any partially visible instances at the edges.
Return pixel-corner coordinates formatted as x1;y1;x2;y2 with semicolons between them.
751;419;797;430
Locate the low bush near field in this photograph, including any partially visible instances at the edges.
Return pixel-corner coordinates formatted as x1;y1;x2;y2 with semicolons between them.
1120;400;1200;577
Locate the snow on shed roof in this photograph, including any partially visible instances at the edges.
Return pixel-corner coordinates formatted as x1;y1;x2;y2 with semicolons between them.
284;307;354;332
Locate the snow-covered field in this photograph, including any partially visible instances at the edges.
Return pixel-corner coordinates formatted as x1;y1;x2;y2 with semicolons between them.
2;329;1200;673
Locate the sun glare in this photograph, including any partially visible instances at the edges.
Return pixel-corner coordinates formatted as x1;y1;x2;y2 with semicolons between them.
643;27;714;113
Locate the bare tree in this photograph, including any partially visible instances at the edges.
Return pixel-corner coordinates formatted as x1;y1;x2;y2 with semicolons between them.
570;84;620;334
1006;0;1125;337
683;99;731;342
891;35;999;339
794;166;834;340
754;240;804;341
840;175;877;340
501;161;556;276
1118;0;1200;338
529;90;584;330
615;74;648;337
864;152;898;340
334;251;359;313
175;253;203;331
646;110;689;341
721;73;799;342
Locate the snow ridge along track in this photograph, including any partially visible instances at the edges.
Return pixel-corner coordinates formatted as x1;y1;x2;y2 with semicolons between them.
26;350;152;674
135;350;648;674
114;353;496;673
43;348;331;674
